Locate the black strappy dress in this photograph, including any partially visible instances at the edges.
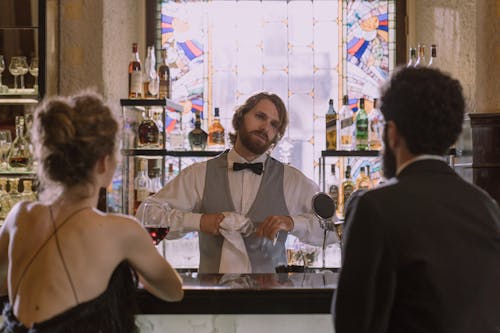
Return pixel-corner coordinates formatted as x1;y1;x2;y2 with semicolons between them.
1;207;139;333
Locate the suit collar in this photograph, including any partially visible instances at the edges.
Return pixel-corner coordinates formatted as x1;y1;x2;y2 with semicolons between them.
397;158;454;179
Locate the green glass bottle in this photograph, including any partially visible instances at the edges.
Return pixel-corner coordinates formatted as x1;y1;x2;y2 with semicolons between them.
355;98;368;150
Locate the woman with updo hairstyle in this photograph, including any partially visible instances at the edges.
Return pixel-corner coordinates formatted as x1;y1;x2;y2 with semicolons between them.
0;92;183;333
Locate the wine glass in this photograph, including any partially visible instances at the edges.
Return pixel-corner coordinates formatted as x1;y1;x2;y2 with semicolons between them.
0;55;7;93
139;200;172;247
9;57;20;91
29;57;39;93
16;56;29;90
0;130;12;171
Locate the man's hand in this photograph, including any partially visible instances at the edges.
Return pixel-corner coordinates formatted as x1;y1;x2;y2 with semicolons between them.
200;213;225;236
255;215;294;240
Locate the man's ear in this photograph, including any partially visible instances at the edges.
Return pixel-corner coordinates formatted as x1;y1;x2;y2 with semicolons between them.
96;155;109;174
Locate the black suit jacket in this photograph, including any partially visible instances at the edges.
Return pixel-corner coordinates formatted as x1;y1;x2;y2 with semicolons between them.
333;159;500;333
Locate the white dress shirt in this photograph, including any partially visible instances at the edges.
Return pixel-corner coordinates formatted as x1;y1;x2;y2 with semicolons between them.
138;148;338;246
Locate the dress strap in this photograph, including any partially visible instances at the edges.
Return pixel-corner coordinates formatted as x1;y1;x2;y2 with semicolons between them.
11;206;91;305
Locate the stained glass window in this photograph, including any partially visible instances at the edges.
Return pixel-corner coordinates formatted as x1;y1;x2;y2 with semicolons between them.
156;0;395;184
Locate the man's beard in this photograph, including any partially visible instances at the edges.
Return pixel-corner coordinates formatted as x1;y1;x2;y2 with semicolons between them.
238;126;273;155
382;129;397;179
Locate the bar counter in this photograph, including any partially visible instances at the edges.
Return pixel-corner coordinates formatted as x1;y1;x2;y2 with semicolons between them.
137;270;337;314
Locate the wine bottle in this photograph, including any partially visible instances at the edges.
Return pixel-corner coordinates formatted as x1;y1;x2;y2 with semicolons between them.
208;107;225;150
355;98;368;150
158;48;171;99
339;95;354;150
188;111;208;151
325;99;338;150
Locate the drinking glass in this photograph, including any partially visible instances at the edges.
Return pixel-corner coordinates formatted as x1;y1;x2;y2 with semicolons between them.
9;57;20;91
139;200;172;247
0;130;12;171
16;56;29;90
29;57;39;93
0;55;7;93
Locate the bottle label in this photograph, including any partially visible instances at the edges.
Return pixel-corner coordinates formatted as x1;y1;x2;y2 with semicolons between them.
326;114;337;150
130;71;142;94
341;117;353;129
159;80;170;99
210;132;225;145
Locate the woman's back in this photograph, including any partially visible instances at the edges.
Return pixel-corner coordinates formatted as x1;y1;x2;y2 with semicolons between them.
6;201;139;328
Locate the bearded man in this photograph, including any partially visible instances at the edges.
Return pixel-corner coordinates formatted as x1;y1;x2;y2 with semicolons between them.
332;67;500;333
138;92;337;273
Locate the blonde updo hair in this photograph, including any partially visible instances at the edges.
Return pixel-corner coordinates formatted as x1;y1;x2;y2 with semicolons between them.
32;91;119;198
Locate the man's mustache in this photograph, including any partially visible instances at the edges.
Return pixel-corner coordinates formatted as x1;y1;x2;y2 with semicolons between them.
250;131;269;141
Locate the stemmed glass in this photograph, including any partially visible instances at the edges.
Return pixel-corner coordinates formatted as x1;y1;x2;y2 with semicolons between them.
29;57;39;93
0;130;12;171
139;200;172;251
0;55;7;93
8;57;20;92
16;56;29;90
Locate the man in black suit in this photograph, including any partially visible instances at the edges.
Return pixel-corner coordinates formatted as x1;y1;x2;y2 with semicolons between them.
332;67;500;333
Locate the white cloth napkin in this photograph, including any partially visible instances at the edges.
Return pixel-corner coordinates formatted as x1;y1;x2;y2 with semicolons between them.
218;212;254;273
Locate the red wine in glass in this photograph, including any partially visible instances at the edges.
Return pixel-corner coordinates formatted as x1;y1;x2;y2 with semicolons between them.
146;227;170;245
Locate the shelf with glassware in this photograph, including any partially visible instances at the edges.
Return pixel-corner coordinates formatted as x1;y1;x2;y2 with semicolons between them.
117;98;225;217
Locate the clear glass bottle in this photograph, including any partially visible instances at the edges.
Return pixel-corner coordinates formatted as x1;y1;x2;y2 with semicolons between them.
208;107;225;150
8;116;31;172
0;178;12;219
167;116;184;150
8;178;22;206
407;47;416;67
143;46;157;98
133;159;151;215
327;164;339;214
21;179;37;201
428;44;437;67
355;166;373;190
414;43;426;67
128;42;142;99
158;48;171;99
149;167;163;193
188;112;208;151
355;98;369;150
341;165;355;217
368;98;384;150
339;95;354;150
137;107;160;148
325;99;337;150
165;162;176;184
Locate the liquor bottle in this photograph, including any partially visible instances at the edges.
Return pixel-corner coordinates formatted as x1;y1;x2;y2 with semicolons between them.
355;166;373;190
428;44;437;67
167;117;184;150
21;179;37;201
325;99;338;150
341;165;355;217
188;111;208;151
128;42;142;99
165;162;176;184
143;46;157;98
133;159;151;214
339;95;354;150
207;107;225;150
355;98;369;150
368;98;384;150
327;164;339;214
8;116;31;172
0;178;11;219
8;178;22;206
158;48;171;99
137;107;160;148
414;43;426;67
407;47;416;67
149;167;163;193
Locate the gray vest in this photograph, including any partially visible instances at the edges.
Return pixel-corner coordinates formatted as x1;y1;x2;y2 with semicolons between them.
199;151;290;273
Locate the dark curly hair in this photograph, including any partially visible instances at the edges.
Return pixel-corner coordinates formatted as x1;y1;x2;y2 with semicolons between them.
380;67;464;155
229;92;288;145
32;91;119;197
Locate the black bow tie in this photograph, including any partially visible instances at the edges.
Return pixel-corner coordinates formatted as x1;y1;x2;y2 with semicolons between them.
233;162;264;175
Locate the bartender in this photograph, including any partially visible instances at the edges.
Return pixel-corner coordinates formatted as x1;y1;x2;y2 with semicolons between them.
137;92;338;273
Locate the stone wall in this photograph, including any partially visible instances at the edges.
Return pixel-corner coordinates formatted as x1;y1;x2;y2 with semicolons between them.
409;0;499;114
